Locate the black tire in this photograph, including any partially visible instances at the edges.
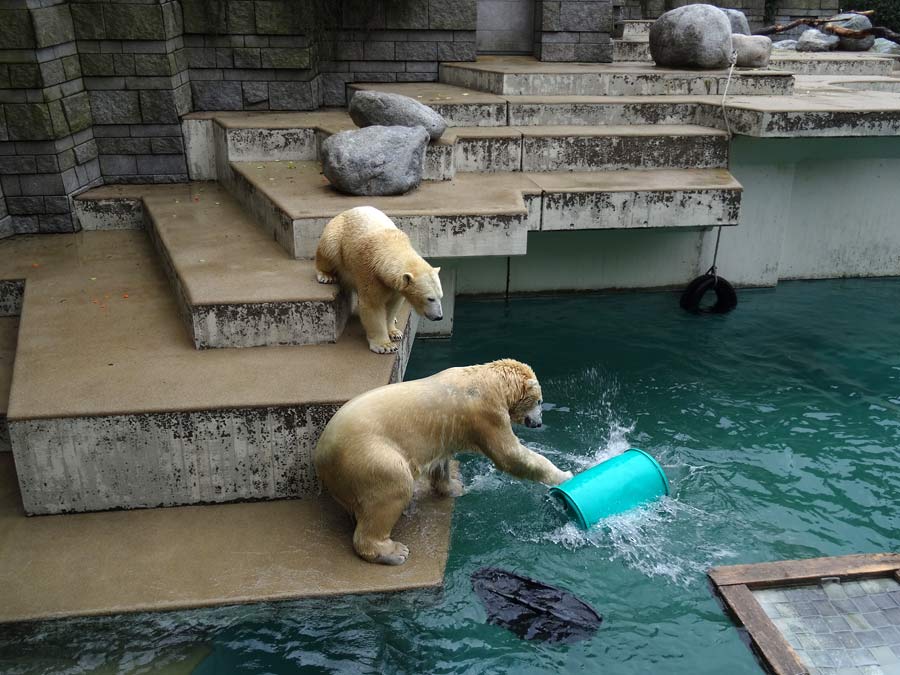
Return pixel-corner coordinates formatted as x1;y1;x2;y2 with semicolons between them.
680;274;738;314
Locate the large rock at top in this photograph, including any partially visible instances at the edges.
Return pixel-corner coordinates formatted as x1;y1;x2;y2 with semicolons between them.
796;28;839;52
649;5;733;69
349;91;447;141
321;125;429;196
723;9;750;36
732;34;772;68
826;13;875;51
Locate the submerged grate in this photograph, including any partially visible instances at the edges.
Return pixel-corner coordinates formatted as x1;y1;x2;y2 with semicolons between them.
753;578;900;674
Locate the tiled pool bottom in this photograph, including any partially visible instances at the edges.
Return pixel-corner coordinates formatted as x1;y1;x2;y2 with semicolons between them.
754;578;900;674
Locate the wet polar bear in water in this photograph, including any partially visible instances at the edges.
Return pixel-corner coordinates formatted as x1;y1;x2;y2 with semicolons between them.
315;206;443;354
314;359;573;565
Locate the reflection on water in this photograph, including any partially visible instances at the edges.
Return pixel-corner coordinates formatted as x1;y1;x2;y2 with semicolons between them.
2;279;899;674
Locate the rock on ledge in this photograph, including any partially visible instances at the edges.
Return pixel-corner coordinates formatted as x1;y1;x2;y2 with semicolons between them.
733;35;773;68
649;4;733;69
321;125;430;196
349;91;448;141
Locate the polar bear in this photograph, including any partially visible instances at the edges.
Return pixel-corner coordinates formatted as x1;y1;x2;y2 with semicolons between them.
315;206;443;354
314;359;573;565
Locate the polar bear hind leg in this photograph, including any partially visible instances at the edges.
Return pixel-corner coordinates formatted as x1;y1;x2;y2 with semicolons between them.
351;449;415;565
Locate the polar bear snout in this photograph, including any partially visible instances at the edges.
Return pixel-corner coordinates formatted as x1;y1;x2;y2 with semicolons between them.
524;404;543;428
424;299;443;321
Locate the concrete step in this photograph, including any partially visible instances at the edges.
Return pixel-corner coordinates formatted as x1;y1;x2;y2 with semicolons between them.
614;39;652;62
769;53;897;77
351;83;707;127
192;111;727;182
436;124;727;176
0;453;453;623
76;184;350;349
224;159;741;259
0;230;416;514
514;124;728;172
224;160;539;259
439;56;794;96
0;317;15;453
348;81;900;138
620;19;654;39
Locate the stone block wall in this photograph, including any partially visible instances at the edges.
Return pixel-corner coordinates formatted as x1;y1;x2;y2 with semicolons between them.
619;0;837;27
319;0;477;106
0;0;99;235
179;0;477;108
75;1;191;185
534;1;614;61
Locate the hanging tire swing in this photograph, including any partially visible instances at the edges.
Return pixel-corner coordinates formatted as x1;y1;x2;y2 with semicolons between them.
680;227;738;314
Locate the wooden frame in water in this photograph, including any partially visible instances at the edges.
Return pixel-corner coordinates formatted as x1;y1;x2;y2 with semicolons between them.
708;553;900;675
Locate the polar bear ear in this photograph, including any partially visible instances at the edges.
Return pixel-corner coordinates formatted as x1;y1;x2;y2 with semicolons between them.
401;272;414;288
433;266;441;274
526;378;539;389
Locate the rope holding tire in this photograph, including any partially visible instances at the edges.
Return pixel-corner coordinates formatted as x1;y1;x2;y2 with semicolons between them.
680;225;738;314
680;272;737;314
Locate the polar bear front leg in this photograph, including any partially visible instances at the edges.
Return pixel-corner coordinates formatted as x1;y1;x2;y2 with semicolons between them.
429;459;464;497
481;429;572;486
386;293;406;342
359;299;397;354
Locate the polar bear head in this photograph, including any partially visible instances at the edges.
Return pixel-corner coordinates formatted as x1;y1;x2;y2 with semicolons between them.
492;359;544;428
400;265;443;321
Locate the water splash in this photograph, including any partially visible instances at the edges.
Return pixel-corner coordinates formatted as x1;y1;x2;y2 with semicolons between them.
540;498;737;587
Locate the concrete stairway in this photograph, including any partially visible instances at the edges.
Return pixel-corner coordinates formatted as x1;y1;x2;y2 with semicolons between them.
0;228;416;514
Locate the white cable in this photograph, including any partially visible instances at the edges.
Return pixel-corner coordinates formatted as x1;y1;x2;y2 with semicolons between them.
721;49;738;138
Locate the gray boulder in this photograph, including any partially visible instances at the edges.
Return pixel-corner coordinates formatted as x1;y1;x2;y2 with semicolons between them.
772;39;798;50
349;91;447;141
732;34;772;68
871;37;900;55
649;4;733;69
826;13;875;51
321;125;430;196
796;28;839;52
723;9;750;36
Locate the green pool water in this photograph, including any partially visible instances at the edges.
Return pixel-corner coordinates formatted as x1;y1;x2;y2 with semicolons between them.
3;279;899;674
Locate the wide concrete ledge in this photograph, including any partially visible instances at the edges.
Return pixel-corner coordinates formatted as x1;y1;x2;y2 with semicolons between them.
228;160;539;259
0;454;454;624
230;160;741;259
769;52;898;76
0;318;16;453
439;56;794;96
350;81;900;138
77;184;350;349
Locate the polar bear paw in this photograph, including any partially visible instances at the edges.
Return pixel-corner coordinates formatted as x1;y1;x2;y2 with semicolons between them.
389;327;403;342
316;270;338;284
369;341;399;354
374;540;409;566
433;477;464;498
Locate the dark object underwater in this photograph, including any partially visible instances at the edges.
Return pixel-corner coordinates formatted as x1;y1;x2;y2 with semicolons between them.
471;567;602;643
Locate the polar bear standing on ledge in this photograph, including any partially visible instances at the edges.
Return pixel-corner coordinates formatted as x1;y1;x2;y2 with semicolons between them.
314;359;573;565
315;206;443;354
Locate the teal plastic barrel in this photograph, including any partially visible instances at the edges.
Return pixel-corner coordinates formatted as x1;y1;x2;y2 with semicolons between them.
549;448;670;529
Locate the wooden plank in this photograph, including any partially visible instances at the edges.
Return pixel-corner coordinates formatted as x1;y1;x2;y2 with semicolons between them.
709;553;900;588
718;584;810;675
